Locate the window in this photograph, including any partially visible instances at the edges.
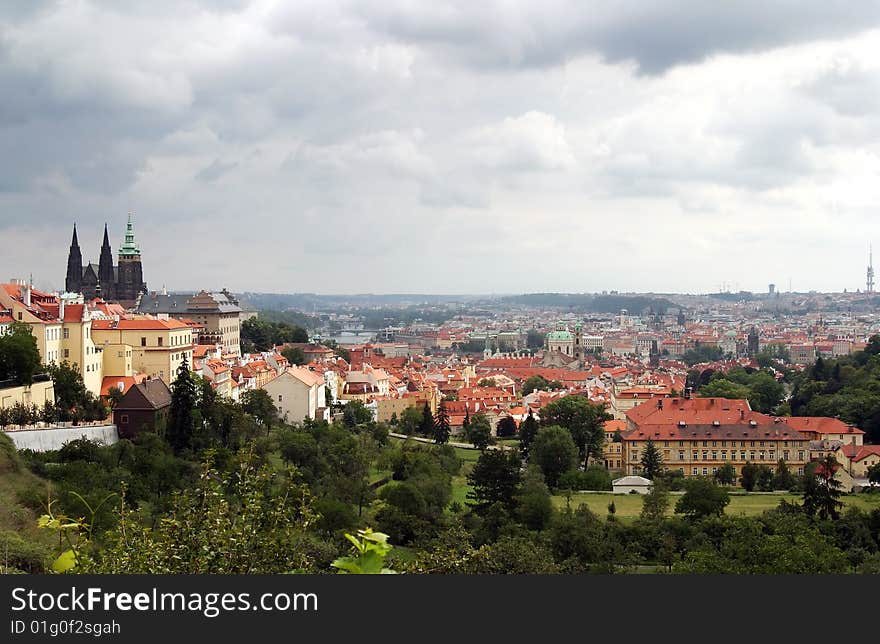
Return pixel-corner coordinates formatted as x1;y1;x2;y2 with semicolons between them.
678;451;685;460
120;415;129;424
740;451;746;460
63;349;69;358
158;337;163;347
141;337;147;346
702;440;708;447
712;451;717;460
712;467;717;475
702;450;708;460
712;441;717;447
278;395;283;402
702;468;708;475
783;450;790;460
798;451;805;460
63;328;69;339
692;467;699;475
721;451;727;460
750;451;756;460
692;451;698;460
769;451;775;460
117;351;123;358
759;441;764;447
759;451;765;461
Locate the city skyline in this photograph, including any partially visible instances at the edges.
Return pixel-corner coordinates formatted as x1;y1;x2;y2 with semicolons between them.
2;2;880;294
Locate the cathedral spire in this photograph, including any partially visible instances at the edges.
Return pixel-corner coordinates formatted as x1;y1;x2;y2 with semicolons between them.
118;212;141;256
99;222;115;287
65;224;83;294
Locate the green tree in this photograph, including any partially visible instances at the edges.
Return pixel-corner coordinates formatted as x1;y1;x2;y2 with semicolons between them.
515;467;554;530
281;346;307;365
0;322;42;386
466;449;522;514
675;476;730;519
418;402;434;436
240;389;280;437
342;399;373;427
714;463;736;486
539;396;612;467
495;415;517;438
639;437;664;480
740;462;759;491
167;359;197;453
477;378;497;388
398;405;423;436
699;379;751;400
802;455;844;521
432;403;451;445
639;484;670;522
518;410;539;458
530;425;579;488
868;463;880;486
522;375;551;395
465;413;493;450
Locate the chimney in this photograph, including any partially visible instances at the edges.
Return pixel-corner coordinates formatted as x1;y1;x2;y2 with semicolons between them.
59;297;65;321
23;282;31;308
740;409;745;420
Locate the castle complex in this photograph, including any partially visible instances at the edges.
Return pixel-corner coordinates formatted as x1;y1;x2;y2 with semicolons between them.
65;215;147;308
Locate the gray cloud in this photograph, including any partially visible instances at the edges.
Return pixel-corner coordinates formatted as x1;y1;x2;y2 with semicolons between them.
1;1;879;294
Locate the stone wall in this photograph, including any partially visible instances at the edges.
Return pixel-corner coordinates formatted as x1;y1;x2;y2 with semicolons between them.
2;424;119;452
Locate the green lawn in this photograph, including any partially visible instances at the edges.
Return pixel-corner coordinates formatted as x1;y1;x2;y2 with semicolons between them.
551;490;880;519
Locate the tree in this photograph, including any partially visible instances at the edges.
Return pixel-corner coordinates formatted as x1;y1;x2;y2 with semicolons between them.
740;462;759;491
0;322;42;386
639;438;663;480
465;413;492;450
772;459;796;490
868;463;880;486
640;484;670;522
699;379;751;400
418;402;434;436
398;405;423;436
515;467;554;530
241;389;280;437
530;425;579;488
802;455;845;521
714;463;736;486
539;396;612;468
522;375;551;395
432;403;451;445
342;399;372;427
495;416;517;438
466;449;522;514
167;359;198;453
281;346;307;365
675;477;730;519
477;378;497;388
518;410;539;458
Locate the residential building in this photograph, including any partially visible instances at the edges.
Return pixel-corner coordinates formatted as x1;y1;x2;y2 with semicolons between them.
262;367;328;423
92;318;193;384
112;378;172;439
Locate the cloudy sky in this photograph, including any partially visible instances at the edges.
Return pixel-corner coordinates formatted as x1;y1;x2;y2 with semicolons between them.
1;1;880;295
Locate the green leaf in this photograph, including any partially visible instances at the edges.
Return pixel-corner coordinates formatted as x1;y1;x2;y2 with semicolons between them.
52;549;77;573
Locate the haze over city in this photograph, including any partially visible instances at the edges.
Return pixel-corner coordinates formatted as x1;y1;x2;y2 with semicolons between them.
2;1;880;294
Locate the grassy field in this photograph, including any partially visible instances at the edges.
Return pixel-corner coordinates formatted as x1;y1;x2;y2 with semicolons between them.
552;490;880;519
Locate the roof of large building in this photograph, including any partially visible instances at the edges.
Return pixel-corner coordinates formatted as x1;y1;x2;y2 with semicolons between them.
780;416;865;436
137;290;242;315
840;444;880;462
92;318;191;331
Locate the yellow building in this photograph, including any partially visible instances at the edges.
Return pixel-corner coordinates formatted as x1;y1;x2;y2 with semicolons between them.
92;318;193;384
622;397;811;479
0;281;62;366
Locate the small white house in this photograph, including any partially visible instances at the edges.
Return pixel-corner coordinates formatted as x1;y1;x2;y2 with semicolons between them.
612;475;654;494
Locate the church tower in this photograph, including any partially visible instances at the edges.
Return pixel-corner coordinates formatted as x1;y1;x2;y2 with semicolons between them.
65;224;83;293
98;223;115;300
116;213;147;305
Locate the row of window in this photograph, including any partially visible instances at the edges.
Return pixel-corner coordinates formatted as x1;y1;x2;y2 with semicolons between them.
684;466;805;476
631;439;806;448
632;450;805;462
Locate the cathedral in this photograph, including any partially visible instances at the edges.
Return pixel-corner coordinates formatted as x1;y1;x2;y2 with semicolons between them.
65;215;147;307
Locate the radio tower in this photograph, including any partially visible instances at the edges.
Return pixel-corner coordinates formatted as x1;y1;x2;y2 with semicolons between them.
868;245;875;294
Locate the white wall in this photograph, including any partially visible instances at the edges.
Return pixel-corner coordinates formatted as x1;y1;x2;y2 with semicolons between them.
3;424;119;452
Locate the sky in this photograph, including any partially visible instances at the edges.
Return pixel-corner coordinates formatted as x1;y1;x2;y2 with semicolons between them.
1;1;880;295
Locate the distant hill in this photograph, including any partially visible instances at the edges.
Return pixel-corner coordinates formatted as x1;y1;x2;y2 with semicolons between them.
502;293;679;314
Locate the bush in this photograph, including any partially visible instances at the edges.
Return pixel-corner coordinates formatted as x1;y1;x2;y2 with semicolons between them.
0;530;49;573
557;466;612;491
0;432;21;474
